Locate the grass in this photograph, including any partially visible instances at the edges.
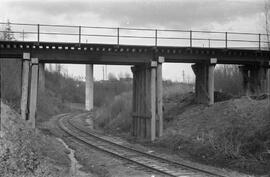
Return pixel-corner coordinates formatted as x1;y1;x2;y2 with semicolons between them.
156;96;270;175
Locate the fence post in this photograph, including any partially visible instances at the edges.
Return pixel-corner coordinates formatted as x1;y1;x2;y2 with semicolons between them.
259;33;261;50
117;27;120;45
190;30;192;48
225;32;228;49
37;24;40;44
155;29;157;47
79;26;81;45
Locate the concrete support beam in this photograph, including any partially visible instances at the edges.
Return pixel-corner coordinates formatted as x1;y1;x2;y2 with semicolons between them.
192;59;216;105
156;56;164;137
28;58;39;128
38;63;45;93
21;53;31;121
85;64;94;111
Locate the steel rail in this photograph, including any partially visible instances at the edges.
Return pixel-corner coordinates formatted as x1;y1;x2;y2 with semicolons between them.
58;116;181;177
59;114;227;177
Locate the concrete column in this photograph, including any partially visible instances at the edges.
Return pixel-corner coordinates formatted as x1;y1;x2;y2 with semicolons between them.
38;63;45;93
131;62;158;141
150;61;157;141
21;53;31;121
208;65;215;105
28;58;39;128
131;67;137;136
192;63;208;104
192;59;216;105
156;56;164;137
208;58;216;105
85;64;94;111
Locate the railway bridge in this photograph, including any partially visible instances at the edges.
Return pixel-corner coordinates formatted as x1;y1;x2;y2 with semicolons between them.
0;22;269;141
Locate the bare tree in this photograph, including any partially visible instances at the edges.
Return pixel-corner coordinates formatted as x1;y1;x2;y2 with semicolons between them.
0;20;15;41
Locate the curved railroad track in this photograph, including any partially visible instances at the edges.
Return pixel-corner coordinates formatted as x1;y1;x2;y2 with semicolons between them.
58;114;227;177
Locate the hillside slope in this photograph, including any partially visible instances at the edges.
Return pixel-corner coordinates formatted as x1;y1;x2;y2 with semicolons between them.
0;101;73;177
157;96;270;175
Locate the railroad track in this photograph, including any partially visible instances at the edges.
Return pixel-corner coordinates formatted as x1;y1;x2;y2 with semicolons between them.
58;114;227;177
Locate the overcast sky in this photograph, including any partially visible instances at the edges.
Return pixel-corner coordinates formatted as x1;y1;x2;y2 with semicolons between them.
0;0;267;81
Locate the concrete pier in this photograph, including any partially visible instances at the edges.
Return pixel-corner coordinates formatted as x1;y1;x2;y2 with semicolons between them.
28;58;39;128
131;59;163;141
21;53;31;121
192;59;216;105
85;64;94;111
156;56;164;137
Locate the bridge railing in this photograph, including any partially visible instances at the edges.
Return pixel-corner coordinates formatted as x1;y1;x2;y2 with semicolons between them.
0;22;269;50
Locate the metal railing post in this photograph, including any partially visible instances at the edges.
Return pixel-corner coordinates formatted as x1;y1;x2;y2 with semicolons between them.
225;32;228;49
79;26;81;45
37;24;40;43
259;33;261;50
155;29;158;47
190;30;192;48
117;27;120;45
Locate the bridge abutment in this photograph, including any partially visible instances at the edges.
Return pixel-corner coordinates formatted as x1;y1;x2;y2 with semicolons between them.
192;59;216;105
85;64;94;111
239;64;269;96
131;59;163;141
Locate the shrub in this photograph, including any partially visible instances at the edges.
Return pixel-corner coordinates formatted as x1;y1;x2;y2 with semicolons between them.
94;92;132;133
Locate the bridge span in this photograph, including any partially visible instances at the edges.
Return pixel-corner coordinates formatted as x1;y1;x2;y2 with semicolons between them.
0;22;270;141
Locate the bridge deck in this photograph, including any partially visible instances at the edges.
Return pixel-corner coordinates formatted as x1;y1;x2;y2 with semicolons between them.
0;41;269;65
